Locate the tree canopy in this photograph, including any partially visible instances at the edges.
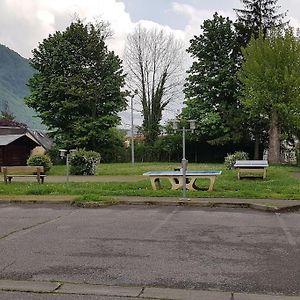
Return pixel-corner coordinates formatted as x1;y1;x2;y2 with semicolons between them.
183;13;243;145
239;29;300;163
235;0;288;46
26;20;126;153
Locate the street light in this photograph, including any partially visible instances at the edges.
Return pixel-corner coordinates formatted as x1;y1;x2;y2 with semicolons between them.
59;149;77;182
172;119;196;198
130;89;138;166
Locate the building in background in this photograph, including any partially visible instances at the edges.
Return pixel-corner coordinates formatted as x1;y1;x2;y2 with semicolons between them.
0;120;52;166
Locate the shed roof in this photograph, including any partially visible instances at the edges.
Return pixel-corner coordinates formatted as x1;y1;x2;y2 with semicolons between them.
0;134;39;146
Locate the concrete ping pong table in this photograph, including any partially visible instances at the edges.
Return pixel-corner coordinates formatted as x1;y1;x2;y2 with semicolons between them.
234;160;269;179
143;170;222;192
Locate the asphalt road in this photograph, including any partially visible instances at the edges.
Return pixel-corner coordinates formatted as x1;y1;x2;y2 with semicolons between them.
0;203;299;297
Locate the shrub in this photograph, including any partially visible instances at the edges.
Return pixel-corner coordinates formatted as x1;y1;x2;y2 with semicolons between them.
47;144;65;165
70;149;101;175
27;154;53;173
224;151;249;169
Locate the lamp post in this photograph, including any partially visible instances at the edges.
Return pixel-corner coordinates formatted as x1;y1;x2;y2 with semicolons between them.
130;90;138;166
59;149;77;182
172;119;196;198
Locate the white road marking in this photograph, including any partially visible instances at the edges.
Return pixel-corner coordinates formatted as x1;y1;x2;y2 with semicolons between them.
276;213;297;246
148;207;179;237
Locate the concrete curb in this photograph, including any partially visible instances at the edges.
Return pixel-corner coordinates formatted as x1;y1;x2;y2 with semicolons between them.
1;195;300;212
0;279;60;293
0;279;300;299
115;198;300;213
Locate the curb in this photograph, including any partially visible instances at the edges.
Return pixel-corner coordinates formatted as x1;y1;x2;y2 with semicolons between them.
1;196;300;212
1;279;300;300
73;198;300;212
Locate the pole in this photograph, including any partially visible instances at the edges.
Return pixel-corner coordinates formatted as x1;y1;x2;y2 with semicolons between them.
66;153;69;183
131;94;135;166
182;127;187;198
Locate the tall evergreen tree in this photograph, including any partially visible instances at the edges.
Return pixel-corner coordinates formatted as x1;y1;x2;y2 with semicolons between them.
234;0;288;158
234;0;288;46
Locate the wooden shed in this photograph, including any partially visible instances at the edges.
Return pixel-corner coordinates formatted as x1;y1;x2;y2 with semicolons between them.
0;134;40;166
0;120;52;167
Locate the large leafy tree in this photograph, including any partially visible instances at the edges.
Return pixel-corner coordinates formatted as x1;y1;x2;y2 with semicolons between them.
183;13;243;145
239;29;300;163
234;0;287;47
26;20;126;153
234;0;288;158
124;25;185;144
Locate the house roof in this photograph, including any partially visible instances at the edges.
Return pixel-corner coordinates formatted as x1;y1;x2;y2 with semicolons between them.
0;134;39;146
0;123;53;150
27;129;53;150
0;119;27;128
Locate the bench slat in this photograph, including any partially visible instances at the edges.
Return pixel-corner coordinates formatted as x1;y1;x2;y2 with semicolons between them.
1;166;44;174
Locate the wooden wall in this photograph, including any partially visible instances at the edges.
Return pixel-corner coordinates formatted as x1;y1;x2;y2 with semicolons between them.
0;136;38;167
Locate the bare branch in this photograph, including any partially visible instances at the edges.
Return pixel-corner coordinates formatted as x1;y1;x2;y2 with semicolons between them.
124;25;186;143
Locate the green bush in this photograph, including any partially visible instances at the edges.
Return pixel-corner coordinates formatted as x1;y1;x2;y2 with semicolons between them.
27;154;53;173
224;151;249;169
70;149;101;175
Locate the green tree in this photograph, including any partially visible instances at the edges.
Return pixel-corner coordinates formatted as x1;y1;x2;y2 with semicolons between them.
234;0;287;46
26;20;127;154
0;99;15;121
183;13;243;145
234;1;288;158
239;29;300;163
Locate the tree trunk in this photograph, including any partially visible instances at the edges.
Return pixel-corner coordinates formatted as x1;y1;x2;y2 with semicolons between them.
268;110;281;164
254;133;260;160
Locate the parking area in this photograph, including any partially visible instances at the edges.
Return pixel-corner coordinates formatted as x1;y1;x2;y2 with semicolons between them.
0;203;299;296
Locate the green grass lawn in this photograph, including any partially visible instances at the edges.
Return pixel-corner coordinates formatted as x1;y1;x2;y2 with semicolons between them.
2;162;300;201
48;162;220;176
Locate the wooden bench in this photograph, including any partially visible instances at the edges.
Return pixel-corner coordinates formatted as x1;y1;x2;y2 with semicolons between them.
1;166;46;184
143;170;222;192
234;160;269;179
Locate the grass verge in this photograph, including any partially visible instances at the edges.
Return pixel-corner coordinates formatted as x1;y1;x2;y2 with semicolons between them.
2;163;300;201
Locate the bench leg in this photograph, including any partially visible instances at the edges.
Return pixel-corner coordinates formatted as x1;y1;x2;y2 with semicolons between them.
208;176;216;192
186;178;198;191
150;177;161;190
168;177;182;190
185;177;216;191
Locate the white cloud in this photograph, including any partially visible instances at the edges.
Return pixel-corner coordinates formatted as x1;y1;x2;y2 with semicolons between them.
172;2;236;44
136;19;185;40
290;17;300;31
0;0;134;58
3;0;299;126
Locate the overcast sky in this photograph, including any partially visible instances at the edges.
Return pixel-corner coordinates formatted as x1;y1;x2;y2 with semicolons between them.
1;0;299;59
1;0;299;127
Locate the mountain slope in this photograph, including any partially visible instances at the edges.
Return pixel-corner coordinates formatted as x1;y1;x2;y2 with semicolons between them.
0;44;44;129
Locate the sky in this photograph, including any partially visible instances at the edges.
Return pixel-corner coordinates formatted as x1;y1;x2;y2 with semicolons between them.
1;0;300;59
1;0;300;127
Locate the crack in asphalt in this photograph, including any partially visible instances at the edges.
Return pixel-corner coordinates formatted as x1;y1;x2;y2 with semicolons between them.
137;286;145;297
0;260;16;274
0;211;77;241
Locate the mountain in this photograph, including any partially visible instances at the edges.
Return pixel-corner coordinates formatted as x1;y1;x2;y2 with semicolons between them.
0;44;45;129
